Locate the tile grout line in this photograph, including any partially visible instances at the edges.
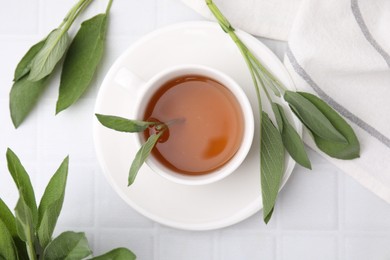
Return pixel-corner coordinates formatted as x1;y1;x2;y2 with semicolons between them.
275;203;282;260
212;231;220;260
153;223;159;260
93;168;100;253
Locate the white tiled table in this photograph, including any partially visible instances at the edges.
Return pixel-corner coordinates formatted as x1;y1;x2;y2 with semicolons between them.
1;1;390;259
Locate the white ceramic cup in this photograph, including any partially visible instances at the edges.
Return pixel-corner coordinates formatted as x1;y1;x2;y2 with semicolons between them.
126;64;254;185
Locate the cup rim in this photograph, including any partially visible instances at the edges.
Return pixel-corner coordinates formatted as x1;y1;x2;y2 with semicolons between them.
133;64;254;185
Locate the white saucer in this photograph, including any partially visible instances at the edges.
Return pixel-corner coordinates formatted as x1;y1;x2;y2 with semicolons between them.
93;21;300;230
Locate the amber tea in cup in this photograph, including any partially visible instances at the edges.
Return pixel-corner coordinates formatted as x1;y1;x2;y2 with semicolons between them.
143;75;244;175
133;65;253;185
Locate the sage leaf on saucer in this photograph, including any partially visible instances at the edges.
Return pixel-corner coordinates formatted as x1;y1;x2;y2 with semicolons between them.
37;157;69;249
91;247;137;260
207;0;360;224
272;103;311;169
96;114;157;132
261;112;284;223
42;231;92;259
299;92;360;159
7;148;38;228
56;13;109;114
129;132;164;186
284;91;347;143
28;29;70;81
14;38;47;81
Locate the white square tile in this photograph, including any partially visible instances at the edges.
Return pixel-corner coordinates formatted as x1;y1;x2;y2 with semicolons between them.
219;234;275;260
344;175;390;230
222;209;277;232
158;230;214;260
37;99;97;164
95;170;154;228
41;0;104;34
36;162;95;228
156;0;205;27
345;235;390;260
282;235;338;260
0;97;38;160
0;0;38;34
96;229;153;260
108;0;156;36
279;163;339;230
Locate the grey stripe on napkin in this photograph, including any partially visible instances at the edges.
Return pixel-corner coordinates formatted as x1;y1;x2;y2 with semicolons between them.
351;0;390;67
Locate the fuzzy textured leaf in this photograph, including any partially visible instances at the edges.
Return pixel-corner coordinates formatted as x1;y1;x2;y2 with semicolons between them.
129;132;163;186
91;248;136;260
43;231;92;260
0;219;18;260
28;29;69;81
14;38;46;81
273;103;311;169
10;76;48;128
0;199;28;260
260;112;284;223
15;192;35;247
6;148;38;227
96;114;156;133
56;14;108;113
38;156;69;249
284;91;347;143
299;92;360;159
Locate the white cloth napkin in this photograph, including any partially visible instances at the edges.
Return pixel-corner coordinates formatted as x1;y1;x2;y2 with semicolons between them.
182;0;390;203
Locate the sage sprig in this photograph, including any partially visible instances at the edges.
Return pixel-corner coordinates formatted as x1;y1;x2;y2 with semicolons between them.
206;0;360;223
95;114;182;186
0;148;136;260
10;0;113;128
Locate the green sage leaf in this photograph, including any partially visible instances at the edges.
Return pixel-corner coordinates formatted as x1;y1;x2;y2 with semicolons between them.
14;192;35;258
10;76;49;128
43;231;92;260
284;91;347;143
56;14;108;113
0;219;18;260
261;112;284;223
0;199;28;260
299;92;360;159
91;247;136;260
6;148;38;228
273;103;311;169
129;131;163;186
28;29;70;81
96;114;156;133
38;156;69;249
14;38;46;81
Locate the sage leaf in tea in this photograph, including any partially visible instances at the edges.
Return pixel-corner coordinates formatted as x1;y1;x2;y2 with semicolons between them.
273;103;311;169
129;131;164;186
38;156;69;249
284;91;347;143
260;112;284;223
91;247;137;260
28;29;70;81
96;114;157;133
10;76;49;128
56;14;108;114
0;219;18;260
6;148;38;227
299;92;360;159
14;38;46;81
43;231;92;260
